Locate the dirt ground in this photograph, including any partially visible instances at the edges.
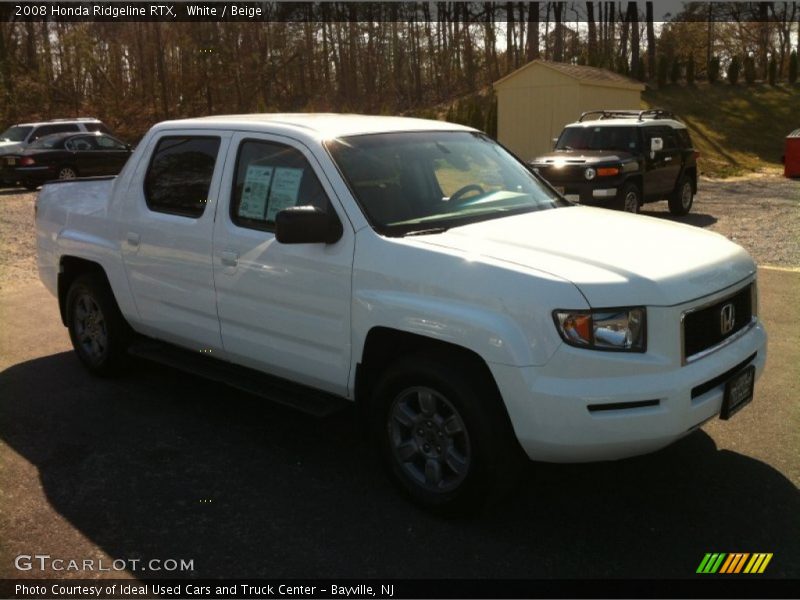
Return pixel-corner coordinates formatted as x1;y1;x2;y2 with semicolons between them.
1;175;798;289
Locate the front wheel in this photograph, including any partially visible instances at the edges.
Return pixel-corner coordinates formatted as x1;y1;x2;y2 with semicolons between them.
668;176;694;216
614;182;641;213
65;274;130;376
371;353;523;514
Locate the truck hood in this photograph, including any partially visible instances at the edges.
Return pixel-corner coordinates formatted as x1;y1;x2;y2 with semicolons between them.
531;149;635;165
413;206;755;307
0;141;24;155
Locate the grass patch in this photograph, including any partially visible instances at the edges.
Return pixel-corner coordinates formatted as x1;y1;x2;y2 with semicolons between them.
643;83;799;178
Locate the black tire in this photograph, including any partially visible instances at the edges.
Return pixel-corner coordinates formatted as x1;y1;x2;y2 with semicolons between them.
614;182;641;213
668;176;694;216
370;351;524;514
65;273;131;376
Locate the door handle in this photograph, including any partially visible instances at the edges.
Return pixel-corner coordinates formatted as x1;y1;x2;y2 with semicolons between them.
220;250;239;267
126;232;140;247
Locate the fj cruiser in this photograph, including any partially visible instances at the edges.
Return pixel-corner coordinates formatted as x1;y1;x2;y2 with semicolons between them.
531;109;699;215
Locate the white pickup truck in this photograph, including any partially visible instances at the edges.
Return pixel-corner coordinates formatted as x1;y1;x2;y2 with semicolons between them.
37;114;766;512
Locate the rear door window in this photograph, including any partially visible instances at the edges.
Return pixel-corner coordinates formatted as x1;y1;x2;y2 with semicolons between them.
143;136;221;218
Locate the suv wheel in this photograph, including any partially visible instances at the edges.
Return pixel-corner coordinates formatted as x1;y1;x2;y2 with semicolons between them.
615;182;641;214
668;177;694;216
371;352;523;514
65;273;130;375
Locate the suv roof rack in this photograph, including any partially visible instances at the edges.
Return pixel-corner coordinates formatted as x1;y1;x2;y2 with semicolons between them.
49;117;99;122
578;109;676;122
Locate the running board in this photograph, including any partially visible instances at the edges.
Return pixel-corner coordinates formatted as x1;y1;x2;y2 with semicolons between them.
128;340;351;418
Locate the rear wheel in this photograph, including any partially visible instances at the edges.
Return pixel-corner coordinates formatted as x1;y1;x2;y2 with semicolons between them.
668;176;694;216
614;182;641;213
371;352;523;514
57;166;77;180
65;273;130;376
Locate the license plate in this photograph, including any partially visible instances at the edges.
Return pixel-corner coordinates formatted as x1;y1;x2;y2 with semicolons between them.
564;193;580;202
5;158;15;166
719;365;755;420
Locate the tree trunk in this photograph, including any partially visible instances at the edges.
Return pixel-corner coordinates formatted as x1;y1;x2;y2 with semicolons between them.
646;2;656;79
587;2;597;66
527;2;540;61
553;2;564;62
629;2;640;76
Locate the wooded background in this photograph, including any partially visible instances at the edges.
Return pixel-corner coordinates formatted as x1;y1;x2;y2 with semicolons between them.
1;2;798;142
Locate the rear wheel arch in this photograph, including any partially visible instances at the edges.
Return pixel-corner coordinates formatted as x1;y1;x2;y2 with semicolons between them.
58;257;117;325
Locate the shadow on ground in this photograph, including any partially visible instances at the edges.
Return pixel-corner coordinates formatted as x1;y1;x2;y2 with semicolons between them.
1;352;798;579
640;209;718;228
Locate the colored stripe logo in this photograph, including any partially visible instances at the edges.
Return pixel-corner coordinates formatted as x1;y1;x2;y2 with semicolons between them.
697;553;773;574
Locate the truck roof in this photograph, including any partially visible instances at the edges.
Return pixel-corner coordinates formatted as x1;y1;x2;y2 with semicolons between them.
152;113;476;139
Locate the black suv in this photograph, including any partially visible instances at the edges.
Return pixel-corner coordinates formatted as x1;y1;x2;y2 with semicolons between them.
530;110;699;215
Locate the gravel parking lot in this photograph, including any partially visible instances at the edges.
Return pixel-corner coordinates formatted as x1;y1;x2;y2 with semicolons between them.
1;175;798;288
0;176;798;582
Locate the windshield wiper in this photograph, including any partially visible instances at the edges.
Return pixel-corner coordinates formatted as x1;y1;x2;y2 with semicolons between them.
402;227;449;237
392;227;450;237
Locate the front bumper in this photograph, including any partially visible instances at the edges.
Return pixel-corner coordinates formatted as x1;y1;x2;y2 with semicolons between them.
553;177;627;204
490;318;767;463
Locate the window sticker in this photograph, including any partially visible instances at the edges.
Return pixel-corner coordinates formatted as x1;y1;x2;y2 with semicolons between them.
266;167;304;221
238;165;274;220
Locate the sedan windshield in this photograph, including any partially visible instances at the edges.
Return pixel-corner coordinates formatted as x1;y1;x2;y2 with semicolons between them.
0;126;32;142
326;131;565;236
555;126;639;153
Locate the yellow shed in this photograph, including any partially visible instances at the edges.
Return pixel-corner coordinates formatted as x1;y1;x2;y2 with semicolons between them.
493;60;645;161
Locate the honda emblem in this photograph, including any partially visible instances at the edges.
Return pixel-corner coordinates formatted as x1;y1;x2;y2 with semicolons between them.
720;303;736;335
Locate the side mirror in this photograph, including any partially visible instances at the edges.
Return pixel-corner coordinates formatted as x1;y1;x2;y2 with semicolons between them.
275;206;343;244
552;137;559;149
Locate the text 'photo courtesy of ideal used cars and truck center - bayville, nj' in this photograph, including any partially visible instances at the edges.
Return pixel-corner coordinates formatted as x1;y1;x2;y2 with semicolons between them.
0;1;798;600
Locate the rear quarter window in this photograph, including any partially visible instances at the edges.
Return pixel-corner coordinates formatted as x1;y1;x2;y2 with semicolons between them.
143;136;221;218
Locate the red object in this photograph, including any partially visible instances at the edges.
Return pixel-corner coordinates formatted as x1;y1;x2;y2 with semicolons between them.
19;156;35;166
784;128;800;178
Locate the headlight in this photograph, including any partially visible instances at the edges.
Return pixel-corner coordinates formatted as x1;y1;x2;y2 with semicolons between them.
553;307;646;352
584;167;596;180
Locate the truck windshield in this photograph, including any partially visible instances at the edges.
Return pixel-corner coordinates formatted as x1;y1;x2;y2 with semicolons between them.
0;126;33;143
555;126;639;153
326;131;565;236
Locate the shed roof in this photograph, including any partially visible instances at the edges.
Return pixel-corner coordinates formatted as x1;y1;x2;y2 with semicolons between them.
494;60;645;91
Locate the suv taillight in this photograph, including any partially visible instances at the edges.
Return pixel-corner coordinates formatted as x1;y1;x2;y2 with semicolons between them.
20;157;35;166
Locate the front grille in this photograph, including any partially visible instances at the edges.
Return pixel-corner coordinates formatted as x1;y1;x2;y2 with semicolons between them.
536;165;586;183
683;284;753;361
